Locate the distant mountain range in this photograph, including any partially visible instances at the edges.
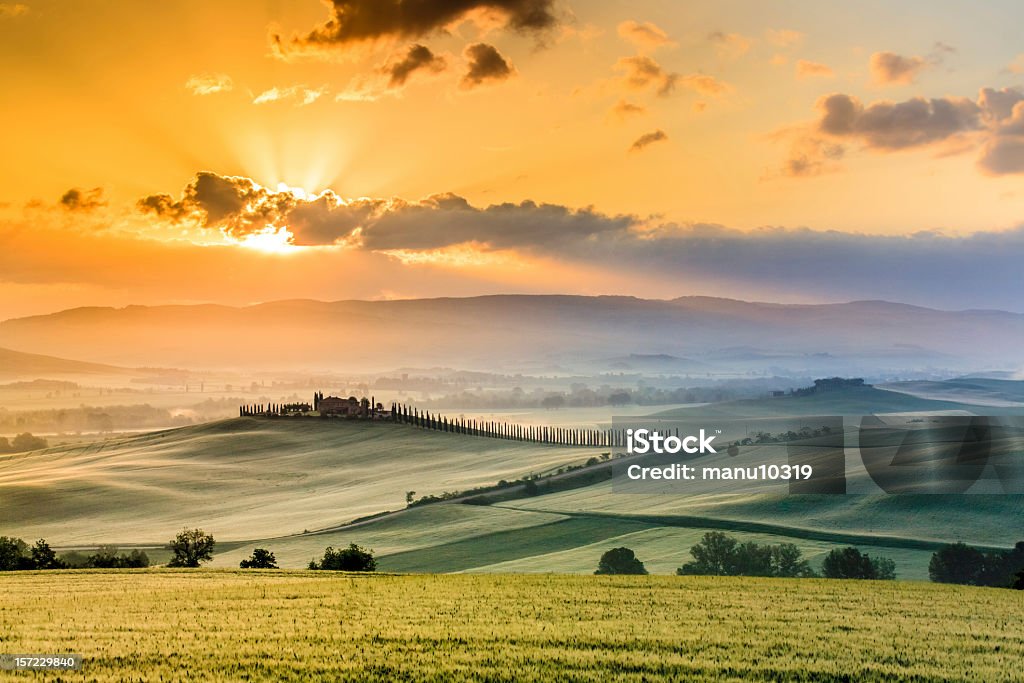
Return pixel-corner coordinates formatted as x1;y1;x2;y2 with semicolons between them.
0;296;1021;373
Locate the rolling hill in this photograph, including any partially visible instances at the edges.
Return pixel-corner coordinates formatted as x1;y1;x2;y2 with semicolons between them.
0;418;598;545
3;410;1019;579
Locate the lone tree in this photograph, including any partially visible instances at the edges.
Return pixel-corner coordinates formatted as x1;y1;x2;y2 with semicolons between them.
167;528;215;568
595;547;648;575
309;544;376;572
821;547;896;580
240;548;279;569
30;539;66;570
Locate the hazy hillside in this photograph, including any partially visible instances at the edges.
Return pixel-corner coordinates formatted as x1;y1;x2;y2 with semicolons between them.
0;296;1021;372
879;378;1024;407
651;385;1020;419
0;346;130;380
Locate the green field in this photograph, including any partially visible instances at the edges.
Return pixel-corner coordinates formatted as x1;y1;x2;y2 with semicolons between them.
4;411;1022;576
1;571;1021;682
0;418;599;544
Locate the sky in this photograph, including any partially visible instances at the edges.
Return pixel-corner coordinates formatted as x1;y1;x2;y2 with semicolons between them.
2;0;1024;319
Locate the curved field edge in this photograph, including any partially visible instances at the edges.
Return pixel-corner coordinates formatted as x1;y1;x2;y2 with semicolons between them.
1;571;1021;682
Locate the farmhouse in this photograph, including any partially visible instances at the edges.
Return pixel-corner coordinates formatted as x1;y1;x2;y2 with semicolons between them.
317;395;366;416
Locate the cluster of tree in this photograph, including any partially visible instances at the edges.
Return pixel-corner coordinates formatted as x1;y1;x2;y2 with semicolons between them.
676;532;816;578
308;544;376;571
0;537;65;570
596;534;896;580
240;548;279;569
60;546;150;569
929;541;1024;588
0;432;48;453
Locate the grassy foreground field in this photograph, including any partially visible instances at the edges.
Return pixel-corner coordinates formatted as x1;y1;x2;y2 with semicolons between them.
2;571;1022;682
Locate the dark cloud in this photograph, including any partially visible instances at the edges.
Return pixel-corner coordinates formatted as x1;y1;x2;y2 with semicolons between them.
60;187;107;212
138;172;386;244
271;0;557;56
869;52;928;85
135;171;1024;310
384;44;446;86
614;55;678;96
817;93;981;150
788;87;1024;176
629;129;668;152
461;43;513;88
137;172;628;250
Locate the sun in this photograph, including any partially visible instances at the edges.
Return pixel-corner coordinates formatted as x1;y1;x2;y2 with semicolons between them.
238;227;299;254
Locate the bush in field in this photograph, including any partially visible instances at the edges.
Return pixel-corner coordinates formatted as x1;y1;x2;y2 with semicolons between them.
309;544;376;572
595;547;648;575
821;547;895;580
240;548;279;569
86;546;150;568
167;529;215;568
676;532;815;578
10;433;48;452
1013;570;1024;590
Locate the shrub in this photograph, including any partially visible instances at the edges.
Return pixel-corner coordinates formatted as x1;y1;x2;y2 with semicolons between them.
595;547;648;575
167;529;215;568
11;432;48;452
309;544;376;572
86;546;150;568
240;548;279;569
821;547;895;580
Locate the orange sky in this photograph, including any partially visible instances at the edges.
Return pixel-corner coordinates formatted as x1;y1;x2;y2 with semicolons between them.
2;0;1024;318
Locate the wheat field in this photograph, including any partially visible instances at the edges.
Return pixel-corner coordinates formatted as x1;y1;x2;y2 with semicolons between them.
2;570;1021;682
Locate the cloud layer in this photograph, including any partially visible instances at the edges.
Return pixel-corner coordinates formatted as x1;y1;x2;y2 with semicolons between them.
272;0;557;56
126;171;1024;311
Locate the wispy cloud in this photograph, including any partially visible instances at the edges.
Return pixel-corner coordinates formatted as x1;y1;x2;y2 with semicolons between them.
253;85;326;105
185;73;233;96
629;129;668;152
